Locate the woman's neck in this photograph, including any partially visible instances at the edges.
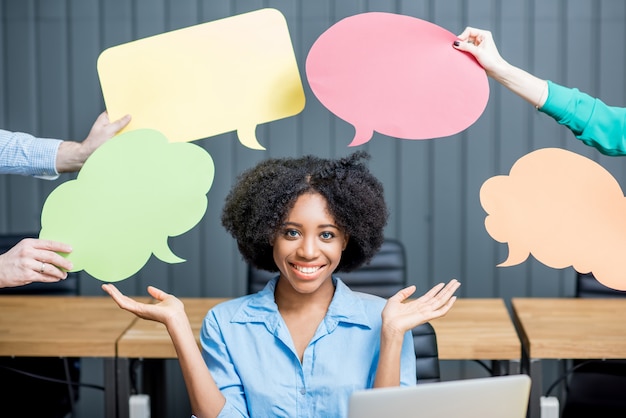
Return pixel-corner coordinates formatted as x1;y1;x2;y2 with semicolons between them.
274;276;335;313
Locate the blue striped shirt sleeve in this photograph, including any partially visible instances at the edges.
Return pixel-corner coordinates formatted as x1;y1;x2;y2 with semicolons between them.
0;129;61;179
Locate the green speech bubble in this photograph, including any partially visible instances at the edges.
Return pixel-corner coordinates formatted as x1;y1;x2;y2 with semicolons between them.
40;129;215;282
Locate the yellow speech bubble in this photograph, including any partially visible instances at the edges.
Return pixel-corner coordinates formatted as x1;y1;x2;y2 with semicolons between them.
97;8;305;150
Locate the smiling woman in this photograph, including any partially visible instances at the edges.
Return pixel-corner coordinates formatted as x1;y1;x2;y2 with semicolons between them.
102;151;460;418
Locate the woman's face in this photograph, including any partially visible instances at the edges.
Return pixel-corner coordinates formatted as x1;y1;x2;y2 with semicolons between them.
272;192;348;295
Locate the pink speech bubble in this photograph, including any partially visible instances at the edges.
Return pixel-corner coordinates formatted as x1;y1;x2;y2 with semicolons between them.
305;12;489;147
480;148;626;291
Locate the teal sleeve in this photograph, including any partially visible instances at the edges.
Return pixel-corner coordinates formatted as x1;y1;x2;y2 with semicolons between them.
539;80;626;156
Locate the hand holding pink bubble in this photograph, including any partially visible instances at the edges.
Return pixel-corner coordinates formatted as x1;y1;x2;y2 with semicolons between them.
306;12;489;146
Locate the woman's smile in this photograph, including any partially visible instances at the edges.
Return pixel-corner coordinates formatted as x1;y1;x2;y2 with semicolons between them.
290;262;326;279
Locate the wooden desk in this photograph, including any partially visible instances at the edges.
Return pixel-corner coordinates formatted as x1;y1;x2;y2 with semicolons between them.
431;298;520;361
512;298;626;360
511;298;626;418
0;295;141;418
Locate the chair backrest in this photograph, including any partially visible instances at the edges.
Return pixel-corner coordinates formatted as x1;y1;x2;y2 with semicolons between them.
246;237;440;383
0;232;79;295
411;322;440;383
575;272;626;299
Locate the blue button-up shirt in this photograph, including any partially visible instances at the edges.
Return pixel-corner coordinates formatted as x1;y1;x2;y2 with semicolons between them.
0;129;61;179
200;277;417;418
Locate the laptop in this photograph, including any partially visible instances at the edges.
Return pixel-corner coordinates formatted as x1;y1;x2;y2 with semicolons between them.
348;374;531;418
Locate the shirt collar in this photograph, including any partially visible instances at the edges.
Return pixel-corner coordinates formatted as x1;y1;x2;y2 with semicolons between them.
230;276;373;333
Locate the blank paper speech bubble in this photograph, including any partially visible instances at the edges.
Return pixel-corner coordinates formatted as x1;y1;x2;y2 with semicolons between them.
39;129;215;282
480;148;626;291
97;8;305;150
305;12;489;147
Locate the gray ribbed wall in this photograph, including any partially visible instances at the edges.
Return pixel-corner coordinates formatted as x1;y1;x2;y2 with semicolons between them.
2;1;625;416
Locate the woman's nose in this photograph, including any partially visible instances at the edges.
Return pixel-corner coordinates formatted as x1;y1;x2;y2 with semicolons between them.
297;236;319;259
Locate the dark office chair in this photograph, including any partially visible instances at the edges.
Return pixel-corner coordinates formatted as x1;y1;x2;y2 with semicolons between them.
0;232;81;418
574;271;626;299
246;237;441;383
560;272;626;418
411;321;440;383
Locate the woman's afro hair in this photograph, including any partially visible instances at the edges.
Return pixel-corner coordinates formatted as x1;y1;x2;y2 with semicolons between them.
221;151;388;272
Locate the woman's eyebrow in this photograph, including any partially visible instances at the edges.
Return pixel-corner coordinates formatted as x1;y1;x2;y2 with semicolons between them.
281;222;340;230
281;221;302;227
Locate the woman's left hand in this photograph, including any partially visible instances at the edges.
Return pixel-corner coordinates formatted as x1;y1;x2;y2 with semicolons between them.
381;279;461;336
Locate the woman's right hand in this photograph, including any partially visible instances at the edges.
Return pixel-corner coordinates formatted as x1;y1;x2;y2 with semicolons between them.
102;283;186;326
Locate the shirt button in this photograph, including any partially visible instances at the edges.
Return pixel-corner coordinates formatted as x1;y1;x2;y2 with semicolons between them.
300;388;306;395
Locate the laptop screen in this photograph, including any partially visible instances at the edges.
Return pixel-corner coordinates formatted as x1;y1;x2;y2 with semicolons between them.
348;374;531;418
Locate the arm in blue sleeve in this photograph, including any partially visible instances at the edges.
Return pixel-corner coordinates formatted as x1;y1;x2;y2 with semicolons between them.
200;312;249;418
400;330;418;386
539;81;626;156
0;129;61;178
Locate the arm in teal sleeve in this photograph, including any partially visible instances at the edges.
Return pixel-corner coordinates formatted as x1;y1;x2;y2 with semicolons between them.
539;80;626;156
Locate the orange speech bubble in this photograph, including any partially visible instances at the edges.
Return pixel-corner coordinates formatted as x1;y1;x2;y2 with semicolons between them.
480;148;626;291
97;8;305;150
